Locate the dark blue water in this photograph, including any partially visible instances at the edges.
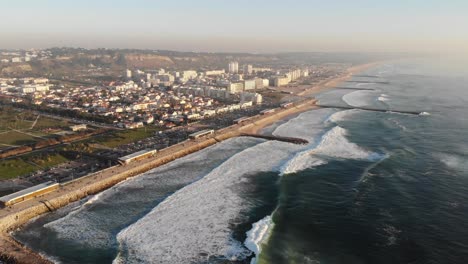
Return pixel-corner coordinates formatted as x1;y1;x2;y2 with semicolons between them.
258;59;468;264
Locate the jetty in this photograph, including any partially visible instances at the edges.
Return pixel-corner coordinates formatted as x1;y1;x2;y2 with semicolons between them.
333;86;375;91
241;133;308;145
317;104;422;115
345;80;390;84
353;75;381;78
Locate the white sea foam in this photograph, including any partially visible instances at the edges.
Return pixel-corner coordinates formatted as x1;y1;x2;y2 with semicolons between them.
113;108;340;263
437;153;468;172
356;82;374;87
388;118;408;131
326;109;361;123
342;90;377;107
273;108;336;140
44;137;260;250
280;150;325;175
83;191;106;205
244;216;274;264
313;126;382;161
42;107;380;263
378;94;390;102
114;141;300;264
280;125;381;176
419;111;431;116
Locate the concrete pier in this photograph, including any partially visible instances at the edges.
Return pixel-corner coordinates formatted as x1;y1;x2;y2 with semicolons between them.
333;86;376;91
345;80;390;84
241;133;309;144
353;75;381;78
317;104;422;115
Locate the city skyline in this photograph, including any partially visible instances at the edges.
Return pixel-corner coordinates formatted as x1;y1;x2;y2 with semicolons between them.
1;0;468;54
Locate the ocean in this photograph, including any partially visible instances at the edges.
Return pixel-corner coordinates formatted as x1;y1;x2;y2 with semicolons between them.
14;58;468;264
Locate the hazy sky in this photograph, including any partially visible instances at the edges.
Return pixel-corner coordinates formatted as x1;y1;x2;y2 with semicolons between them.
1;0;468;53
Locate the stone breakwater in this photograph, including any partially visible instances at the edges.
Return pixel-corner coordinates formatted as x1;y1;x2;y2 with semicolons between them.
0;99;317;264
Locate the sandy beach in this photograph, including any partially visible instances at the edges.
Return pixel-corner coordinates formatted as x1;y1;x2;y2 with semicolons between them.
298;62;382;97
0;62;378;264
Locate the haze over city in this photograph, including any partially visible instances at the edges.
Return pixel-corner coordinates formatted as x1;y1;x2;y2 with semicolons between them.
1;0;468;53
1;1;468;264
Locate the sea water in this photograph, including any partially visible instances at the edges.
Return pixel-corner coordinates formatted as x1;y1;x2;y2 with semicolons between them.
14;58;468;264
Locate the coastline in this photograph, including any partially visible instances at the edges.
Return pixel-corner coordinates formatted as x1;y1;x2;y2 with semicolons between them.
0;61;377;264
298;61;382;97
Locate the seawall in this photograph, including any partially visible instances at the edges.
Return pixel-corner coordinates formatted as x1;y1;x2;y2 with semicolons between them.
0;137;224;263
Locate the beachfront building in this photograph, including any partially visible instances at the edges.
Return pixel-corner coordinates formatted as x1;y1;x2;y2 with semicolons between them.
244;79;256;91
272;76;290;87
205;70;225;76
227;82;244;94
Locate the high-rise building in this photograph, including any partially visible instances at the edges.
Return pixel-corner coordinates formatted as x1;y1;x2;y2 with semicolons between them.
227;82;244;93
126;69;132;79
244;79;256;90
228;61;239;74
244;64;253;75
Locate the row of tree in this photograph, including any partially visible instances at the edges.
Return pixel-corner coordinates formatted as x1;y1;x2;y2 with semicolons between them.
0;128;108;159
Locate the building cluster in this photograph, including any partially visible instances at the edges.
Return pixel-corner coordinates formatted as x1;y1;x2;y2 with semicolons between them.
0;50;52;64
0;76;262;129
0;61;314;129
0;78;51;94
225;62;310;88
271;68;309;87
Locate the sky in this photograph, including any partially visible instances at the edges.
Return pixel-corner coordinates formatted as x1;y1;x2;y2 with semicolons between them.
1;0;468;53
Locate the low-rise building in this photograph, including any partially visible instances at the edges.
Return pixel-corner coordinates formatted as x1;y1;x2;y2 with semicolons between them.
69;124;87;132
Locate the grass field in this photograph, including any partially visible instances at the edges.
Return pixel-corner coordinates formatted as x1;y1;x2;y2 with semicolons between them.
0;131;41;146
32;116;71;130
94;127;163;148
0;159;35;180
0;108;74;146
0;153;69;180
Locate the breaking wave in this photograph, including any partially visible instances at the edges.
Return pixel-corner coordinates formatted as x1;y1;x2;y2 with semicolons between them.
113;108;340;263
378;93;390;102
42;137;261;250
313;126;383;161
280;125;382;176
273;108;336;140
326;109;361;123
113;141;299;264
342;90;377;107
244;216;274;264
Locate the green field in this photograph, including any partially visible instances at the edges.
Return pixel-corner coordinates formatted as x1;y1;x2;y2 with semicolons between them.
0;108;74;146
31;116;71;130
0;131;42;146
94;127;163;148
0;153;69;180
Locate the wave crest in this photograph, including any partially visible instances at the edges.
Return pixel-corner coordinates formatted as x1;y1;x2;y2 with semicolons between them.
314;126;382;161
